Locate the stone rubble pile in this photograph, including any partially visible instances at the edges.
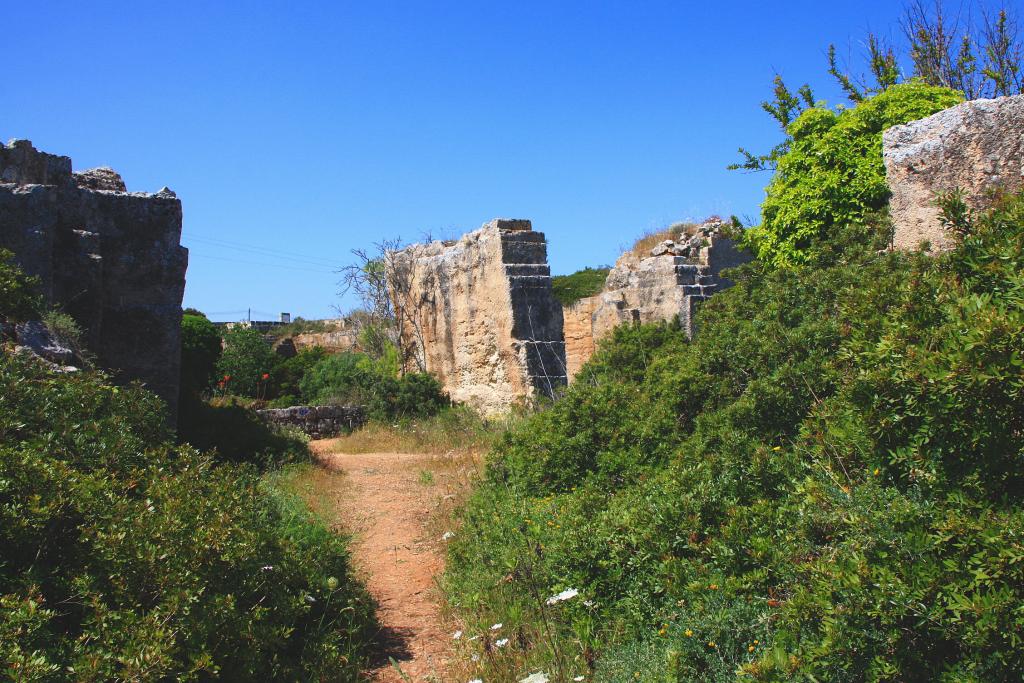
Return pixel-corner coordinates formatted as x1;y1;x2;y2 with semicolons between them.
257;405;367;439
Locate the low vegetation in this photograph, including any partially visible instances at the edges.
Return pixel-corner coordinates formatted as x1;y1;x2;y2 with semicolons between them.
551;268;610;307
1;261;377;681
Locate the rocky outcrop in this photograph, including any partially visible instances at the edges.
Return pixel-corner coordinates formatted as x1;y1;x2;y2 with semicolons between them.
395;219;566;415
0;139;188;419
884;94;1024;252
257;405;366;439
565;219;751;380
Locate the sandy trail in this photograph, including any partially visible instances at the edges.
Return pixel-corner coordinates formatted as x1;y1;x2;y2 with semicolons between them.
310;440;453;682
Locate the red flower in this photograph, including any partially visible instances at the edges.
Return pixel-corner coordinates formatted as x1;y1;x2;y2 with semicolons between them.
223;374;231;381
261;373;270;380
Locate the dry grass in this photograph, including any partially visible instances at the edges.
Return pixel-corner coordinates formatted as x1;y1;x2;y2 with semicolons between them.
629;222;697;258
327;405;507;457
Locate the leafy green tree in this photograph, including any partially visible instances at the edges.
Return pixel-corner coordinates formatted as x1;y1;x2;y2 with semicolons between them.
216;326;277;397
747;81;961;267
180;313;222;396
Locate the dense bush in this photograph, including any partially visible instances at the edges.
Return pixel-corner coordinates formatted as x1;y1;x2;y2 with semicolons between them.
217;325;278;398
180;312;222;396
0;349;377;681
747;81;961;268
446;193;1024;681
266;347;327;407
1;256;376;679
551;267;610;306
0;248;42;322
300;351;449;420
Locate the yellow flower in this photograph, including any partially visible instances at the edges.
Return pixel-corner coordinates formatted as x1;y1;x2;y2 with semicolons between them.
684;629;693;637
753;640;759;645
707;641;717;648
772;446;782;452
748;645;755;652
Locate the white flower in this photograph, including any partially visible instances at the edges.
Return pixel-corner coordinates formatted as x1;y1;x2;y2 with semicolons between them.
495;638;509;647
261;565;274;571
574;677;585;682
304;595;316;604
519;673;549;683
471;653;480;662
453;630;462;639
468;680;483;683
545;588;579;605
442;531;455;541
490;622;503;631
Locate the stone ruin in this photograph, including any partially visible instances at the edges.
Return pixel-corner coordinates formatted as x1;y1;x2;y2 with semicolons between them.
393;219;567;415
884;93;1024;252
564;218;751;379
257;405;366;439
0;139;188;419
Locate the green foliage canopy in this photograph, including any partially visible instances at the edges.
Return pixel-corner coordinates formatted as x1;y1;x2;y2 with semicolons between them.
747;81;962;267
180;313;222;396
216;325;277;397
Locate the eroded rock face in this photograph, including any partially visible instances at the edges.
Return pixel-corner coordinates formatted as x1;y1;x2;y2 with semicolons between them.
564;219;751;381
395;220;566;415
257;405;366;439
0;139;188;420
884;94;1024;252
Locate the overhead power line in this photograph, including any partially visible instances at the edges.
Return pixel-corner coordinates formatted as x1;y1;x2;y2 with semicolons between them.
181;232;342;268
187;251;337;274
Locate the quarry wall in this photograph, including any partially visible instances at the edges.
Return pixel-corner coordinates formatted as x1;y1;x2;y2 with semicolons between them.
884;93;1024;252
0;139;188;419
394;219;566;415
563;219;752;381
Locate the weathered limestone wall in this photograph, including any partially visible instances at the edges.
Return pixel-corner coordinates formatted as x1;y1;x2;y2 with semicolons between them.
565;219;752;381
884;94;1024;252
562;295;599;380
257;405;366;439
396;219;566;414
0;139;188;418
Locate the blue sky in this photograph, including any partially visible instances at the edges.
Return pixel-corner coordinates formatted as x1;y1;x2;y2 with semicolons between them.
9;0;916;320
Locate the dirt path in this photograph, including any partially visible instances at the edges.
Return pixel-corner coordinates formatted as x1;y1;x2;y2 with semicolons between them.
309;440;455;682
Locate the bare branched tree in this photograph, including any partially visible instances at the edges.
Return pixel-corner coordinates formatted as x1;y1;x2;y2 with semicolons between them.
337;238;428;374
902;0;1022;98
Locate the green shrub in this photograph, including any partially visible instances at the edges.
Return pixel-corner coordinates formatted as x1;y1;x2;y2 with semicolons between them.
300;351;449;420
268;347;327;403
447;195;1024;682
747;81;961;268
180;312;222;396
217;325;277;397
0;248;42;322
552;267;610;306
0;349;376;681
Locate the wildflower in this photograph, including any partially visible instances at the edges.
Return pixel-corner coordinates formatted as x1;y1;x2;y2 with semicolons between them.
708;641;717;649
261;565;274;571
708;583;718;590
520;674;548;683
490;623;503;631
453;630;462;639
772;446;781;452
684;629;693;637
261;372;269;380
495;638;509;648
305;595;316;604
873;468;880;476
574;677;585;682
748;645;755;652
223;374;231;381
754;640;759;645
442;531;455;541
545;588;579;605
471;653;480;662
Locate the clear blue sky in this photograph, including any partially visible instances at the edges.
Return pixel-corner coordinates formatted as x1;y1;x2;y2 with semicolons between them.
8;0;914;320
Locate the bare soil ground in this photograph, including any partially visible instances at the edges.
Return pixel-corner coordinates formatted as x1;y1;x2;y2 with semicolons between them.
307;439;466;682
